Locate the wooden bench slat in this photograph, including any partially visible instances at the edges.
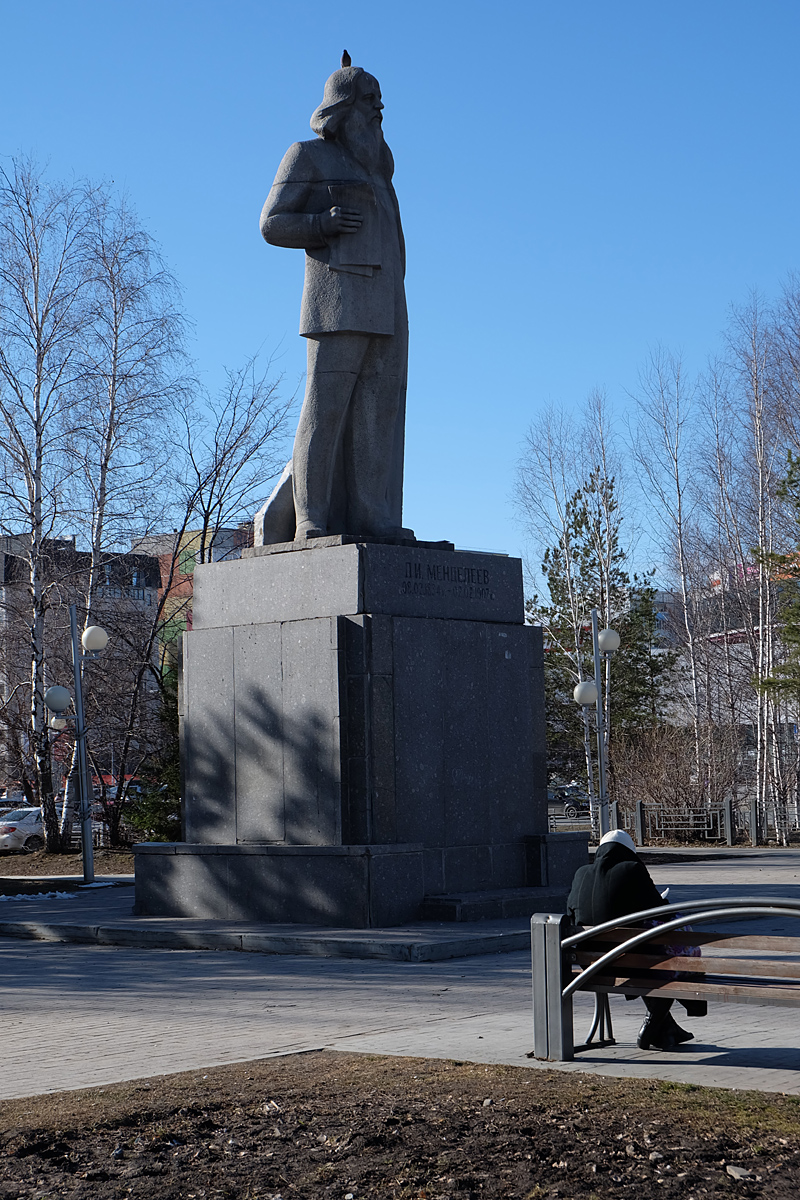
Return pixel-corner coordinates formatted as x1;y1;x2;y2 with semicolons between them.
677;933;800;952
584;976;800;1007
585;928;800;953
574;950;800;979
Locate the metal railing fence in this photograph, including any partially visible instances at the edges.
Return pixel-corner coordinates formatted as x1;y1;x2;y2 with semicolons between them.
548;797;800;846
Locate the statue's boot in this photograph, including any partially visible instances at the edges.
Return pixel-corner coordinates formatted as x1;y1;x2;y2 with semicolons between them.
295;519;327;540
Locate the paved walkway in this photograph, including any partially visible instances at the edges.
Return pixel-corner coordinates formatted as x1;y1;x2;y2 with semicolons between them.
1;850;799;1101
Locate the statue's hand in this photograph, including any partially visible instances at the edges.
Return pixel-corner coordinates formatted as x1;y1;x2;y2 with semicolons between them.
320;206;362;237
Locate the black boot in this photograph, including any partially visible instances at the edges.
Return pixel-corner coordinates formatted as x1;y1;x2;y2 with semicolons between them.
637;1014;677;1051
664;1012;693;1044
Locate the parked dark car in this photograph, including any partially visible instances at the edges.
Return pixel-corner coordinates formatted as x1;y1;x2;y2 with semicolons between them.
561;794;590;819
549;784;591;819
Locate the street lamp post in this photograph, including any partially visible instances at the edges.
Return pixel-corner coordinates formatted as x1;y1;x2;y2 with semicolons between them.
593;613;621;836
591;609;608;835
44;605;108;885
573;609;620;839
71;604;94;884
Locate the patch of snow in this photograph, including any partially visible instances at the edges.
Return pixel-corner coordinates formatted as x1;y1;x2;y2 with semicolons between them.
0;891;77;901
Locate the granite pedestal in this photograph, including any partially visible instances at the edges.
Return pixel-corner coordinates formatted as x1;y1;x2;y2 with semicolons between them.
134;538;588;925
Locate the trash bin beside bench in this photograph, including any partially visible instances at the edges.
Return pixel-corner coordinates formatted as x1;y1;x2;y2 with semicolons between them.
531;899;800;1062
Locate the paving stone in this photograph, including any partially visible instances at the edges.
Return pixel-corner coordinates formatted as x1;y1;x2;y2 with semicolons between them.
0;853;798;1100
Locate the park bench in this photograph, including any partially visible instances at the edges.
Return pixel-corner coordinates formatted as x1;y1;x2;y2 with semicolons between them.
531;897;800;1061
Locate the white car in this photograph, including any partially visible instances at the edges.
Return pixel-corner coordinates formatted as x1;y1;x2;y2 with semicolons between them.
0;807;44;853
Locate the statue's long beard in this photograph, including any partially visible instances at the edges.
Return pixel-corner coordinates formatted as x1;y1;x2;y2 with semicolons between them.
339;113;387;177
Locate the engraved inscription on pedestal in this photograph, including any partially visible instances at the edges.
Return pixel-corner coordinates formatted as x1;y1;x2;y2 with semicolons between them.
400;559;495;602
361;544;520;623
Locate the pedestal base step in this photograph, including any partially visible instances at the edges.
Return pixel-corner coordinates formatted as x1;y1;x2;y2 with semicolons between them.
421;886;569;922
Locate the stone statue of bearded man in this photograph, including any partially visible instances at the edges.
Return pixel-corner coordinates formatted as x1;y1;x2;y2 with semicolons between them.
255;56;412;544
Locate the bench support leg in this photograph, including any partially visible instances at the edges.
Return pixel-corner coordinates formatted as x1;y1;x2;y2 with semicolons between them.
574;993;616;1052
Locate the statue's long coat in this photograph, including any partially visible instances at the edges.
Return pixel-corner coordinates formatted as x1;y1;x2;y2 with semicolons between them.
260;137;406;338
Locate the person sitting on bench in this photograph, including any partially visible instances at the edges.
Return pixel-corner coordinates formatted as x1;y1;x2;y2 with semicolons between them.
567;829;706;1051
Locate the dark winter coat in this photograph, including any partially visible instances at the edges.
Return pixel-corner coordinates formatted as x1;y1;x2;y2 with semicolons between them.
567;840;664;926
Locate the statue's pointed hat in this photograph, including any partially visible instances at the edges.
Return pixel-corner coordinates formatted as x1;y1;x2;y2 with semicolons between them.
310;51;367;138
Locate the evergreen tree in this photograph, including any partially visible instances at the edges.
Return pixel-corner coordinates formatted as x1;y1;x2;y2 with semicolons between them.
127;670;181;842
530;470;677;787
611;583;678;736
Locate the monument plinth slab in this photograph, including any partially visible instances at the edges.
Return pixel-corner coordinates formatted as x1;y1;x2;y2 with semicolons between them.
134;541;588;927
193;540;522;628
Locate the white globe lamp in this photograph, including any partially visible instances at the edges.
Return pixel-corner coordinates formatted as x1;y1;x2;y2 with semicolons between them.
82;625;109;654
573;680;598;707
598;627;620;654
44;685;72;713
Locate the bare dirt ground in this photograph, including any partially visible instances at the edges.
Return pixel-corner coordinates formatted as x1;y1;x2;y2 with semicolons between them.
0;849;133;879
1;1051;799;1199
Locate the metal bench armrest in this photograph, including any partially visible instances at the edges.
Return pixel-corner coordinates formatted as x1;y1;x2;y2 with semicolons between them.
531;913;574;1061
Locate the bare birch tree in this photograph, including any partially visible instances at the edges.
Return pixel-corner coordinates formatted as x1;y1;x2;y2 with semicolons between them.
178;358;293;565
56;189;188;845
727;295;793;841
631;349;704;782
0;158;94;848
696;361;756;807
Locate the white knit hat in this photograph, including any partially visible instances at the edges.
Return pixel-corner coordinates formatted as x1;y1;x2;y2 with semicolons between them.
599;829;636;852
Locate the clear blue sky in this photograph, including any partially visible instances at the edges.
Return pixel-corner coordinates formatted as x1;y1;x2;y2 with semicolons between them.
2;1;799;561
